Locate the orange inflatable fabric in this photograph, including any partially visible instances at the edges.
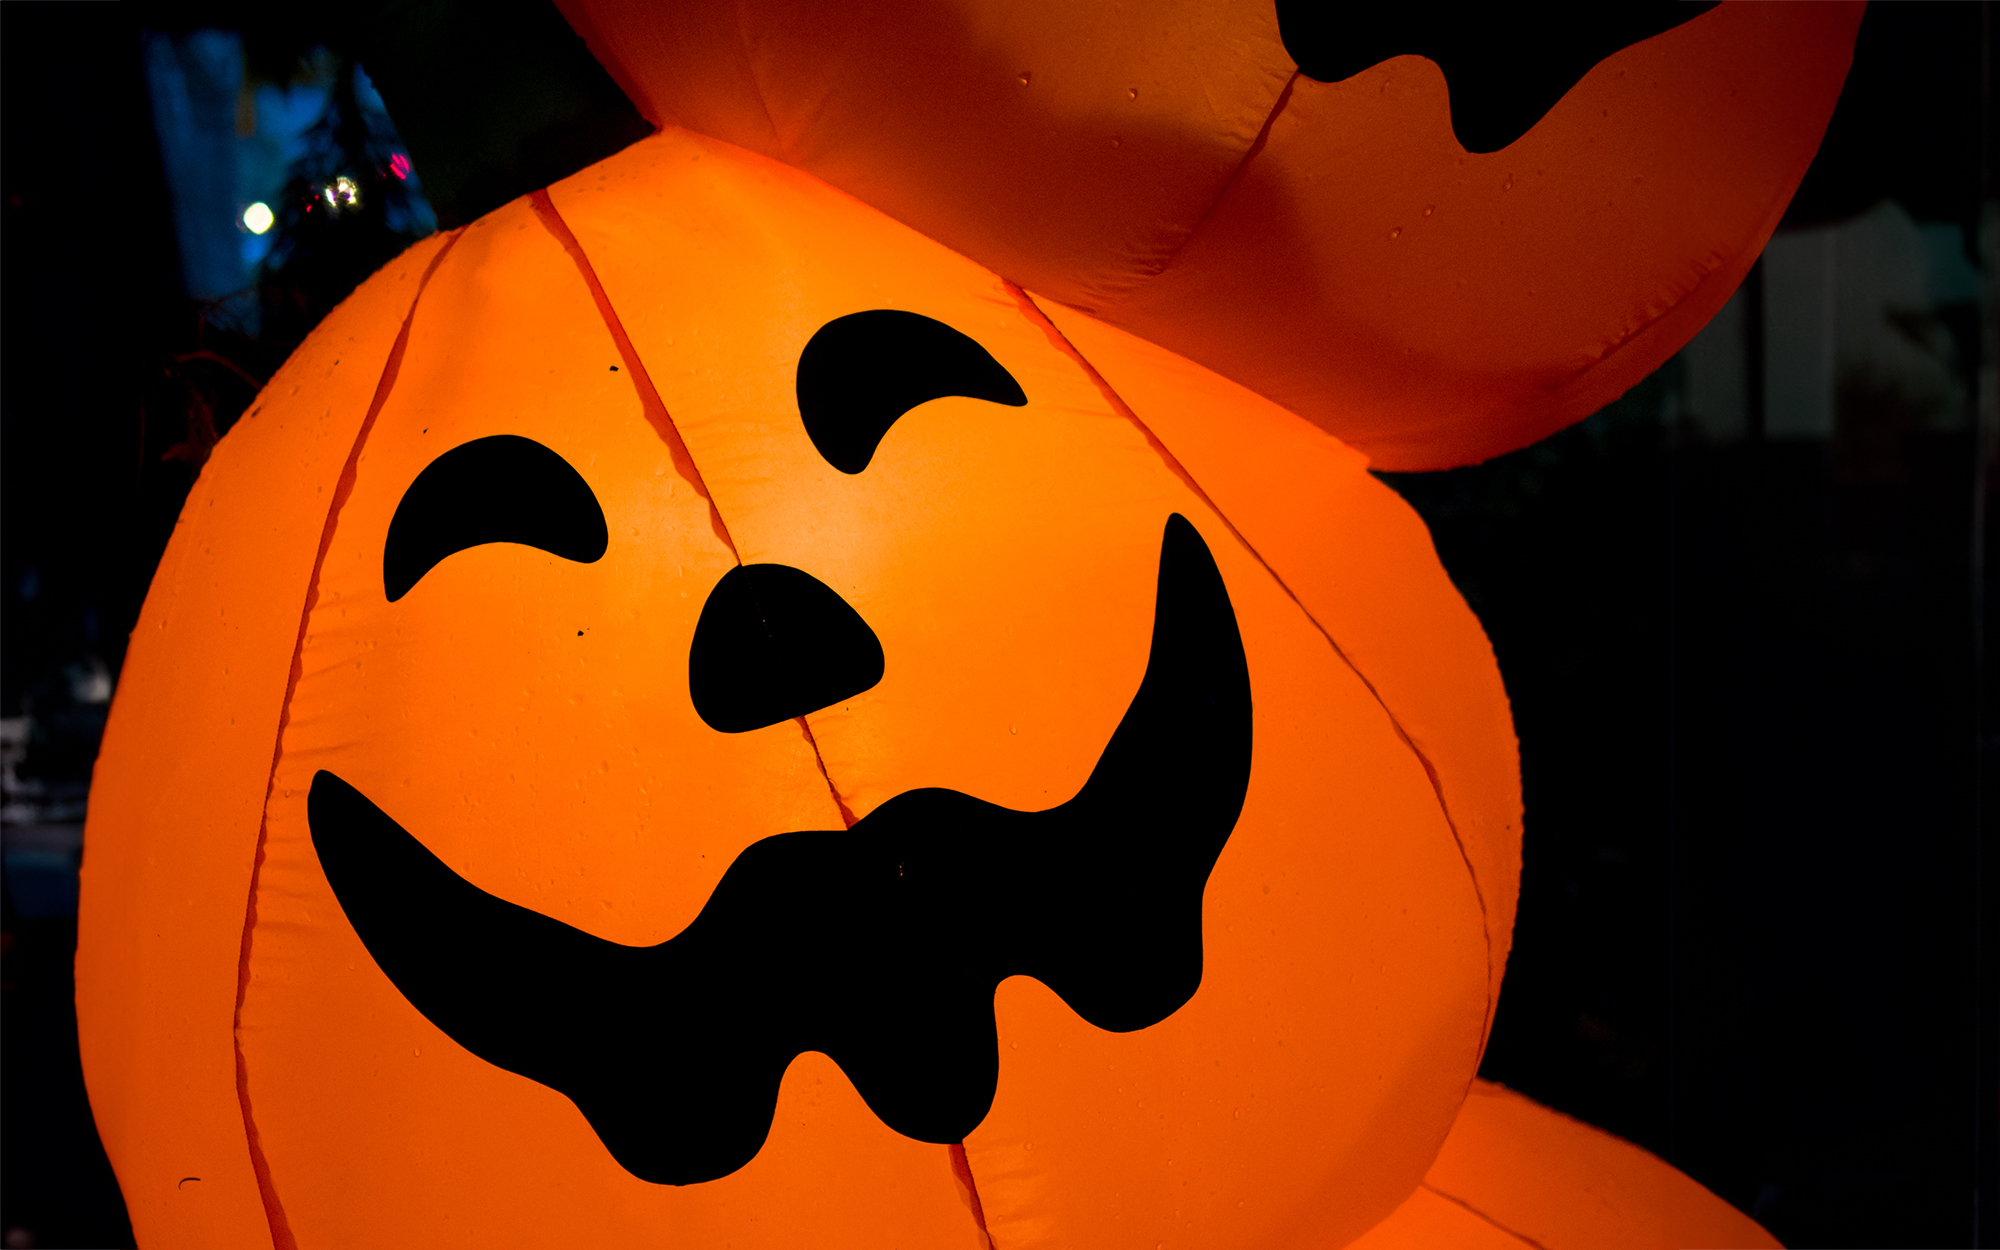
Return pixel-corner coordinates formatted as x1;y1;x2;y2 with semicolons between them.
75;5;1860;1249
556;0;1861;469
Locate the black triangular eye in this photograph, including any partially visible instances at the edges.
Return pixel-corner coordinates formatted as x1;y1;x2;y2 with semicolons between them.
383;435;609;602
796;310;1028;475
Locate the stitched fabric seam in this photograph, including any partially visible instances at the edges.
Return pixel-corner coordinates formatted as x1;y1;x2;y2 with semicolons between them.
528;190;857;831
732;0;789;161
529;190;738;557
1120;70;1298;298
1011;284;1497;1028
1418;1182;1553;1250
950;1141;1000;1249
232;230;462;1250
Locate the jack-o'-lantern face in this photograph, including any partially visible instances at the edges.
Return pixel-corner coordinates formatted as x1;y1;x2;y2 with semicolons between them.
312;433;1251;1185
87;128;1509;1250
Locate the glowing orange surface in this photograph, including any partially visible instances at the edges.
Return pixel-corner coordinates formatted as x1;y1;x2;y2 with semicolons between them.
81;131;1515;1247
75;233;453;1250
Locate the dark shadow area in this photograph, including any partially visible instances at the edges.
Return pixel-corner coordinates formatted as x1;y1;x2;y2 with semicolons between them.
1;907;133;1250
3;8;168;1242
1387;387;1985;1248
1380;9;1995;1246
1;4;440;1246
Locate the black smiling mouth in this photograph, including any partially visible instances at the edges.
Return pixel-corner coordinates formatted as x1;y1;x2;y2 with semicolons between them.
308;512;1250;1185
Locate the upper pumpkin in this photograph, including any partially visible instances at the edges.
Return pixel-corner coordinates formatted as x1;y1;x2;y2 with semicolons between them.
553;0;1861;469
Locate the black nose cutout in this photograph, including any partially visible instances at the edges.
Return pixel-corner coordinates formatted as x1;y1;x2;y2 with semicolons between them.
689;564;886;733
796;310;1028;475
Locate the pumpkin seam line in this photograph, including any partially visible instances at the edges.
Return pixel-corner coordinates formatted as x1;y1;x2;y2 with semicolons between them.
1112;69;1297;302
232;228;462;1250
949;1141;1000;1249
528;189;740;559
794;713;858;829
1416;1181;1552;1250
527;190;860;831
730;0;790;161
1010;283;1497;1027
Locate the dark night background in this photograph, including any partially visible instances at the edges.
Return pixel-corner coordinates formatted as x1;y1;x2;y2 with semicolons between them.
2;4;1994;1248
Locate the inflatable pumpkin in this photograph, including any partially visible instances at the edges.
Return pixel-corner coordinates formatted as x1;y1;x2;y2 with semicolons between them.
76;4;1860;1248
